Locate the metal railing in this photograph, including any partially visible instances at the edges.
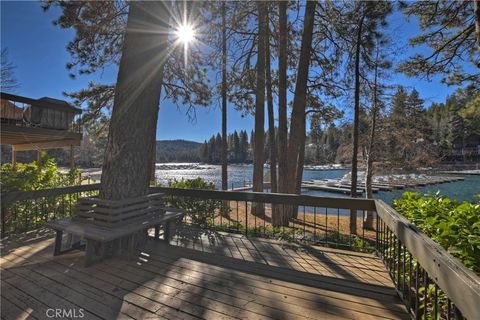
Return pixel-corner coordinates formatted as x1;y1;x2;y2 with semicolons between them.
1;184;478;319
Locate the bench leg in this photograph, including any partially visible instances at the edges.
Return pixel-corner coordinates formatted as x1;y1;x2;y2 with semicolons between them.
54;230;63;256
85;239;105;267
154;225;160;240
127;234;136;261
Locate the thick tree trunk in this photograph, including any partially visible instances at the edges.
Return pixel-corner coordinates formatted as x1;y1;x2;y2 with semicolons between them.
150;146;156;184
364;46;380;230
286;0;316;197
350;12;365;234
252;1;267;215
265;14;277;194
100;2;169;200
221;2;228;191
273;0;289;227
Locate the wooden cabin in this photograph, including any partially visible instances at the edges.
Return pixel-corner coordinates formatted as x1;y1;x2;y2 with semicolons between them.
0;92;82;166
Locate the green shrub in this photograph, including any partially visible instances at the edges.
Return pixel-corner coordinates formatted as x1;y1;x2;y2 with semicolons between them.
1;152;80;193
167;178;223;227
394;192;480;274
1;154;84;234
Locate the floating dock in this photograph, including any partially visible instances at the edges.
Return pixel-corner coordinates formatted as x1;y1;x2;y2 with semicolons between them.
302;175;464;194
234;175;464;195
301;181;363;195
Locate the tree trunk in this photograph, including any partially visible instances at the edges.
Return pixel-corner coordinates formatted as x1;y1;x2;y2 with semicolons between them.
295;117;306;195
475;0;480;51
286;0;316;197
150;145;156;184
350;11;365;234
221;2;228;191
364;47;380;230
273;0;289;227
285;0;315;223
265;12;277;194
100;1;169;200
252;1;267;215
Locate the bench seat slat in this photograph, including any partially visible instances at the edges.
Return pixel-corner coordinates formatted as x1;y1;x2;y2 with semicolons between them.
45;210;184;242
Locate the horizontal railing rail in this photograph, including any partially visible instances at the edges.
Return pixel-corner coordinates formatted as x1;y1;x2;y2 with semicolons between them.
151;186;377;211
1;184;478;319
1;184;100;205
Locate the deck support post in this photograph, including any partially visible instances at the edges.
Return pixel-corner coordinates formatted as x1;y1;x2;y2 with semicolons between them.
11;148;16;166
54;230;63;256
69;145;74;169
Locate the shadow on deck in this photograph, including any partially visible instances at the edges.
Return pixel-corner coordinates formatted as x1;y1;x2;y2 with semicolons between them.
1;228;409;319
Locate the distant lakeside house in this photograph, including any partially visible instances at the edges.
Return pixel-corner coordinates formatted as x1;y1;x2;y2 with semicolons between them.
448;134;480;163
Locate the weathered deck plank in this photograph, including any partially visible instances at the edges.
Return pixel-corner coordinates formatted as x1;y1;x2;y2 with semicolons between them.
1;230;409;320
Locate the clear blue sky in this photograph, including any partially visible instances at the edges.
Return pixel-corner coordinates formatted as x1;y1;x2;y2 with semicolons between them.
0;1;462;142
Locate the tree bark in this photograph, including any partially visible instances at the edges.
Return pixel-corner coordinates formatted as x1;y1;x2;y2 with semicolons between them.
273;0;289;227
295;116;306;195
252;1;267;215
364;46;380;230
350;10;365;234
221;2;228;191
286;0;316;196
150;145;156;184
475;0;480;51
100;1;169;200
265;10;277;194
284;0;315;223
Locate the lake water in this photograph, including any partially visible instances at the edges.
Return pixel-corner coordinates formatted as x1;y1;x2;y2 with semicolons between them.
155;163;480;205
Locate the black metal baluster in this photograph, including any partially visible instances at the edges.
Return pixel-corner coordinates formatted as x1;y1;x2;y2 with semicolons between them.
434;283;438;320
245;201;248;236
313;207;317;243
13;203;18;233
409;252;413;311
303;206;306;240
397;239;401;290
24;201;28;232
337;208;340;246
362;210;365;244
325;207;328;245
254;203;257;236
236;201;239;233
447;298;451;320
415;265;420;318
403;244;407;296
424;271;429;319
393;236;397;284
264;202;266;237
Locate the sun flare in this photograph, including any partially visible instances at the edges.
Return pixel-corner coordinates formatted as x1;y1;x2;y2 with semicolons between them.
176;24;195;44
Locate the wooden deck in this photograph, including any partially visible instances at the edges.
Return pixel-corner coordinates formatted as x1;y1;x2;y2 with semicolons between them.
1;228;409;320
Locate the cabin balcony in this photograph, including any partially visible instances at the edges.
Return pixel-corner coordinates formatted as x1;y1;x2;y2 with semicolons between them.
1;185;479;319
0;92;82;154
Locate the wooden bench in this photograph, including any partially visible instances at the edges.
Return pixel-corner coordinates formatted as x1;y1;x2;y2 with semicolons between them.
45;193;185;266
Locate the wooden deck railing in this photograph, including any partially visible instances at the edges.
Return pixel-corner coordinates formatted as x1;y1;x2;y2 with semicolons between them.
1;184;479;319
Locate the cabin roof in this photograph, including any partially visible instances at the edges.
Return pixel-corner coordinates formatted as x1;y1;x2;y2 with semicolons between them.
0;92;82;114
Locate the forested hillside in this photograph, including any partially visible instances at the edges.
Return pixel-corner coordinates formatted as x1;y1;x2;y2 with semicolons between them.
155;140;202;163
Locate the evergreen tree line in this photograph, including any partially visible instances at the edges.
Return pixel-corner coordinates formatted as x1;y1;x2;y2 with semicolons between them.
306;86;479;167
200;130;250;164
